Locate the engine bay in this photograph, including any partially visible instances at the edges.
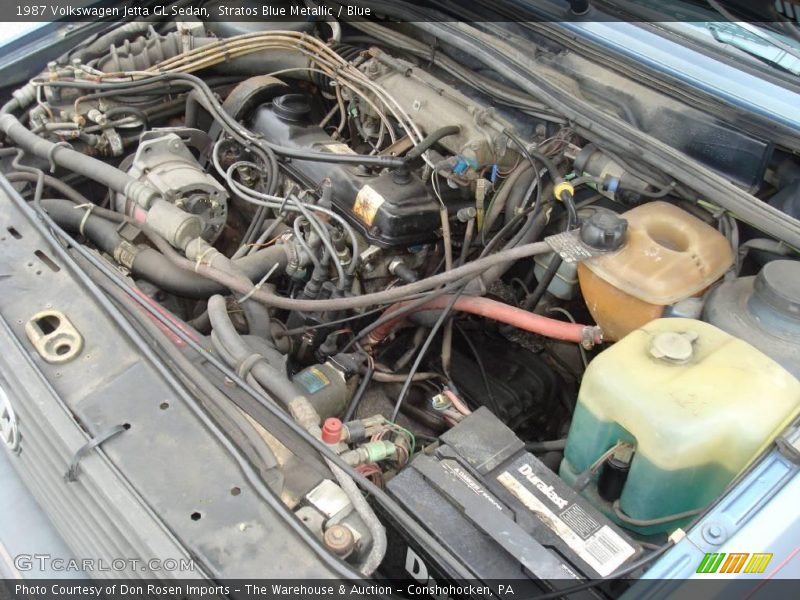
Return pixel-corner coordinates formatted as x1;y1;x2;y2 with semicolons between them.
1;13;799;589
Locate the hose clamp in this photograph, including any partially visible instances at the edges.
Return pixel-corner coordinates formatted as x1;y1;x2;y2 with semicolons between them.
113;240;139;270
73;203;95;237
47;141;72;173
581;326;603;350
194;245;219;272
236;352;264;380
238;263;279;304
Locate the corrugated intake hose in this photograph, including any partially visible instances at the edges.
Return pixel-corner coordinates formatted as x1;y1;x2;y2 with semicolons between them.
367;295;603;347
39;199;288;298
71;22;152;63
95;32;314;78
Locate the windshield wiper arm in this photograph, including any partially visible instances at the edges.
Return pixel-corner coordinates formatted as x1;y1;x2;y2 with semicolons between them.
707;22;800;75
707;0;800;71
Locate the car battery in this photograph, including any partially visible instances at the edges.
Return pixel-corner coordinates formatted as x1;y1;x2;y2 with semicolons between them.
385;407;643;595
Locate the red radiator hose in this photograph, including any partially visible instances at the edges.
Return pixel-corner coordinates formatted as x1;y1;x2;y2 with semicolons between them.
366;296;603;347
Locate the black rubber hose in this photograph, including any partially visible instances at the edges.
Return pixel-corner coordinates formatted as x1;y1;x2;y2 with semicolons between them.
207;295;303;407
504;167;537;224
241;300;272;340
390;286;468;422
404;125;461;162
5;171;93;205
523;255;561;310
276;144;404;168
634;181;677;199
39;199;289;298
342;363;375;422
465;203;550;294
525;438;568;453
506;130;566;187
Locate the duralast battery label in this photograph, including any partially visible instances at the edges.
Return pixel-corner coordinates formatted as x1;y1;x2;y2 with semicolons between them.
496;456;635;577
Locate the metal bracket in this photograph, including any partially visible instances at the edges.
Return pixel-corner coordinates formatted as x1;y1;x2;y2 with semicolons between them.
24;310;83;364
545;229;604;263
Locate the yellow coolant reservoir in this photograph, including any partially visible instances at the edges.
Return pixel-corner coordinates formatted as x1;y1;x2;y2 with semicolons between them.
578;202;733;340
560;318;800;535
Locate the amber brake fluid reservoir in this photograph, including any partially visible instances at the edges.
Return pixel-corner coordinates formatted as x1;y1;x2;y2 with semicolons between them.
578;202;733;341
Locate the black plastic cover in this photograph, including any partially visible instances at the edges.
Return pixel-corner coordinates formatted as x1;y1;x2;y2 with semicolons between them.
650;109;772;192
769;180;800;219
250;97;442;247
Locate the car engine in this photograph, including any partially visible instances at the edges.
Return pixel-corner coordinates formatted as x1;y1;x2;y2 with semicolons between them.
1;13;799;589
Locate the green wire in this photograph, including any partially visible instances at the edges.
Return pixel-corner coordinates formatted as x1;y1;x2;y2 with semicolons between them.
385;420;416;455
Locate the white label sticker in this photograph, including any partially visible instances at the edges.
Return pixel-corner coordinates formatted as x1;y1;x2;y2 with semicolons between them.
322;142;356;155
353;185;385;226
497;471;635;577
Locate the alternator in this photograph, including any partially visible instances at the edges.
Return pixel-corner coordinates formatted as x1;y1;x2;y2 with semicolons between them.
116;128;228;242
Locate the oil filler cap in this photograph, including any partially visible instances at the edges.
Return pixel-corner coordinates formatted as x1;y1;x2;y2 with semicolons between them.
649;331;698;363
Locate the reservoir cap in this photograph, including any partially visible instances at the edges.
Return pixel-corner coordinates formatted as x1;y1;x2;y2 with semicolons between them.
649;331;698;363
580;209;628;251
